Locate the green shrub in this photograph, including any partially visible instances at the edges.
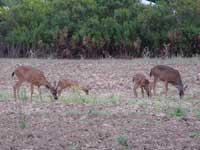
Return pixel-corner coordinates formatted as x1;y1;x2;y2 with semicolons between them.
169;106;186;117
117;135;128;147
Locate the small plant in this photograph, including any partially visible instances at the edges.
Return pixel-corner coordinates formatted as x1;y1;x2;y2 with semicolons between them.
20;88;28;102
61;93;120;105
20;120;28;129
68;143;77;150
117;135;128;148
190;133;200;138
88;108;112;116
65;110;82;116
0;90;11;101
169;106;186;117
195;111;200;119
109;95;120;105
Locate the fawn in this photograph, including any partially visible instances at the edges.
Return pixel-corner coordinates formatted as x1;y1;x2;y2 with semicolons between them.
132;73;152;98
55;78;90;97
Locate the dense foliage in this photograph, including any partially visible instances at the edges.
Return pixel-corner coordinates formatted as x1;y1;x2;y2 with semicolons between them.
0;0;199;58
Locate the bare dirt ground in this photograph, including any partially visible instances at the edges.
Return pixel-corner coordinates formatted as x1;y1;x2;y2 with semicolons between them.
0;58;200;150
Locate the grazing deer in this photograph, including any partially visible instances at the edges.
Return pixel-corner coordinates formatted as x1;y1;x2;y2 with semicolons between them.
150;65;187;98
55;79;90;97
132;73;152;98
12;65;57;102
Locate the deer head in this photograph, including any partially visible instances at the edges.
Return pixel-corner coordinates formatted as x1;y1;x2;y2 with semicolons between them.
177;84;188;99
46;83;58;100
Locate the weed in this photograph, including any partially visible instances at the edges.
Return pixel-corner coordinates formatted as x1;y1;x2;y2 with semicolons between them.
68;143;77;150
20;88;28;102
88;108;112;116
195;111;200;119
61;93;120;105
0;90;11;100
190;133;200;138
109;95;120;105
20;120;28;129
117;135;128;148
65;110;82;116
169;106;186;117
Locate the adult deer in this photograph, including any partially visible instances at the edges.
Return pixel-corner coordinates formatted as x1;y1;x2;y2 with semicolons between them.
150;65;187;98
12;65;57;102
55;78;90;97
132;73;152;98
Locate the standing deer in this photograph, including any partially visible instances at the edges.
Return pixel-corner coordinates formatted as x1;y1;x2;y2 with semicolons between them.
12;65;57;102
132;73;152;98
150;65;187;98
55;79;90;97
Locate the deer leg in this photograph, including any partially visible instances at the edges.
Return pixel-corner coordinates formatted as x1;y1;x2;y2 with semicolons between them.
38;86;42;102
144;85;151;98
165;81;168;97
13;80;23;101
153;77;158;96
30;84;34;103
133;84;139;98
141;87;144;98
57;88;63;97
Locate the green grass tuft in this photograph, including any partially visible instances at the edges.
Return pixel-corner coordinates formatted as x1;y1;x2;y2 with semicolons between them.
169;106;187;117
19;120;28;129
61;93;120;105
0;90;11;101
190;133;200;138
117;135;128;147
88;108;112;116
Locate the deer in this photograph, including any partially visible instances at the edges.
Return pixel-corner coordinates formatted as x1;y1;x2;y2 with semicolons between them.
12;65;58;102
55;78;90;97
132;73;152;98
150;65;187;98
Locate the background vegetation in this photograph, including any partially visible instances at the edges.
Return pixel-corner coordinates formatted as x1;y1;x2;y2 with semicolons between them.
0;0;199;58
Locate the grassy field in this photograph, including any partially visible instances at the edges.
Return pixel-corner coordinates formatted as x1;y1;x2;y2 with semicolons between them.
0;58;199;149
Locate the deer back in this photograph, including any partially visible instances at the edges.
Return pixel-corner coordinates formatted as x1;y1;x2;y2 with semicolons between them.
151;65;183;87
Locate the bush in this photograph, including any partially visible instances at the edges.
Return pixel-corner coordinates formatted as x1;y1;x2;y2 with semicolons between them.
0;0;199;58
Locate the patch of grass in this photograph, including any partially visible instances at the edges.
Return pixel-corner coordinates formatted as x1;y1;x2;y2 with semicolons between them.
32;93;53;102
88;108;112;117
117;135;128;148
68;143;77;150
190;133;200;138
195;111;200;119
0;90;11;101
109;95;120;105
20;88;28;102
65;110;82;116
19;120;28;129
169;106;187;117
61;93;120;105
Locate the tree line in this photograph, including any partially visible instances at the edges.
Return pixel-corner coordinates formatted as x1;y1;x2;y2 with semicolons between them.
0;0;200;58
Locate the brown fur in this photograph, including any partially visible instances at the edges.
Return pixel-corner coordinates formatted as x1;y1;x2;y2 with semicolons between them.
132;73;152;98
150;65;187;98
12;65;57;102
56;79;90;97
